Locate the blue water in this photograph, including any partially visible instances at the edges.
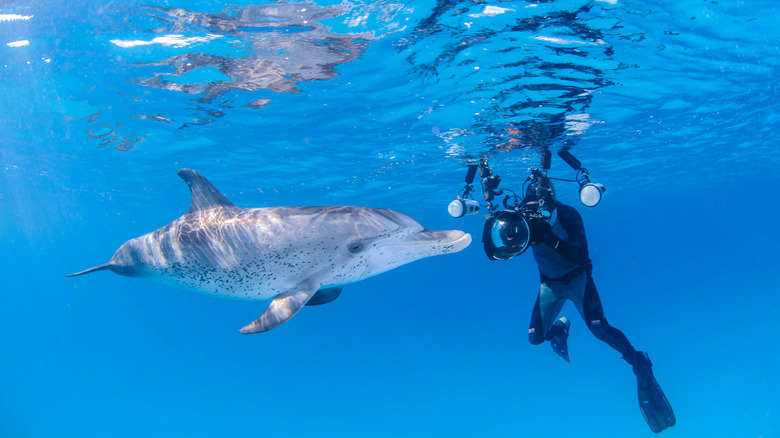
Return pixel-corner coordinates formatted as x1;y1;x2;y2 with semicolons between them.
1;0;779;436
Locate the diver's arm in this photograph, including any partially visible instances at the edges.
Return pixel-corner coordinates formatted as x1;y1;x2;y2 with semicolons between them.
549;204;590;266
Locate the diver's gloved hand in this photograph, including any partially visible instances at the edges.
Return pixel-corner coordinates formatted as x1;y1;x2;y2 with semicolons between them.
529;218;559;248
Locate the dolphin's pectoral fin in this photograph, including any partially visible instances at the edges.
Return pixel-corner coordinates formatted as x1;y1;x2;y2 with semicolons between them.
305;286;344;306
239;287;317;334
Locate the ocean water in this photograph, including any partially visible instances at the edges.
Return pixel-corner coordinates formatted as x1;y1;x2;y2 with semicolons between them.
1;0;779;436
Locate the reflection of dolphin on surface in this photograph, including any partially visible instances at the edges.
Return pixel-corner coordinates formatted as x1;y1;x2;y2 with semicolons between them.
128;3;374;105
67;169;471;334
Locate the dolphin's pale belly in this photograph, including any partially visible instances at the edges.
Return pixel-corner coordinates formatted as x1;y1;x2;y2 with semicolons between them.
126;208;337;300
152;260;290;300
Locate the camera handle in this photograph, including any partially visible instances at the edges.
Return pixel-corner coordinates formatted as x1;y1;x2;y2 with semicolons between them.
540;149;552;171
478;159;503;211
457;164;479;201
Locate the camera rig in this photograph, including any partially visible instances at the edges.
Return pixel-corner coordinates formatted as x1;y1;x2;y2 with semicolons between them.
448;149;606;260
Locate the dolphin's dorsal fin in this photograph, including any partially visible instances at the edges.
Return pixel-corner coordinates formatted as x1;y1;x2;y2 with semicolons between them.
177;169;236;214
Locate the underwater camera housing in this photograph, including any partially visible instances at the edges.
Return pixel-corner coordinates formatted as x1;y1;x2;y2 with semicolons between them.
482;210;531;260
448;149;606;261
481;152;554;260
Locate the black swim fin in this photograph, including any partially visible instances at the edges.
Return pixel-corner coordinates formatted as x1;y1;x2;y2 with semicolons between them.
633;352;676;433
549;317;571;363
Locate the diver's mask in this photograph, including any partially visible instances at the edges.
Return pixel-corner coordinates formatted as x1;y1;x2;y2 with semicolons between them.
482;210;531;260
523;176;557;224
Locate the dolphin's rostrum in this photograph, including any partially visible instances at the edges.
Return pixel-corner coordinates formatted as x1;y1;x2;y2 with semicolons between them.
67;169;472;333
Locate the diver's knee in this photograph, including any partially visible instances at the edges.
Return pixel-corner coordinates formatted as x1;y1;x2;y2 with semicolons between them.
528;327;545;345
587;319;609;340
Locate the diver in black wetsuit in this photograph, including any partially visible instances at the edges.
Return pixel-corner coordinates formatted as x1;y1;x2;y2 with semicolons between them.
467;153;675;433
522;179;676;434
525;199;636;362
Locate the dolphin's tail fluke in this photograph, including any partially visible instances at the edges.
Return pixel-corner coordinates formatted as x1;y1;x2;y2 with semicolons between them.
66;263;113;277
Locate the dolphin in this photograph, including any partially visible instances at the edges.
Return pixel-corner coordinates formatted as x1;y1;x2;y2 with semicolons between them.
67;169;472;334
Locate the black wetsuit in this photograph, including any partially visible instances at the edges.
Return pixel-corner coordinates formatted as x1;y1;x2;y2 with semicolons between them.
527;202;638;364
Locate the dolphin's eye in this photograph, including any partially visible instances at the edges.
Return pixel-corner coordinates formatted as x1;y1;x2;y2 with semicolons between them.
347;239;364;254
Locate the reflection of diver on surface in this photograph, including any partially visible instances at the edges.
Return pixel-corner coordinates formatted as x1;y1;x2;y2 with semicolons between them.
449;150;675;434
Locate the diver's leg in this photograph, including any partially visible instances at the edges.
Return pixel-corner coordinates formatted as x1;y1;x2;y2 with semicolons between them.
578;275;637;361
528;282;566;345
528;293;545;345
577;276;675;432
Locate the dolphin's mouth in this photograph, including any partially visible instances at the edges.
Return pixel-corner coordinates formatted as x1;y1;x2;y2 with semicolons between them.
404;230;472;251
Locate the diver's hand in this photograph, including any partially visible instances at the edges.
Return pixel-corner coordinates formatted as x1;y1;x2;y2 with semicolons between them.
529;218;558;248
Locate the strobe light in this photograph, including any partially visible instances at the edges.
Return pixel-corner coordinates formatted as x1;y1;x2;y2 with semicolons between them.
579;182;606;207
448;198;480;218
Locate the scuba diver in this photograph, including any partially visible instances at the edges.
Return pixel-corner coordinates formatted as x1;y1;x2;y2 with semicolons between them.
448;151;675;434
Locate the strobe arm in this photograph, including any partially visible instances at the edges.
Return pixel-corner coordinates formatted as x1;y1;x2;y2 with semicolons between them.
557;150;582;171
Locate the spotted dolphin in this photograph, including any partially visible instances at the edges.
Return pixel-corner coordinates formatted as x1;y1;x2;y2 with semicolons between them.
67;169;472;334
